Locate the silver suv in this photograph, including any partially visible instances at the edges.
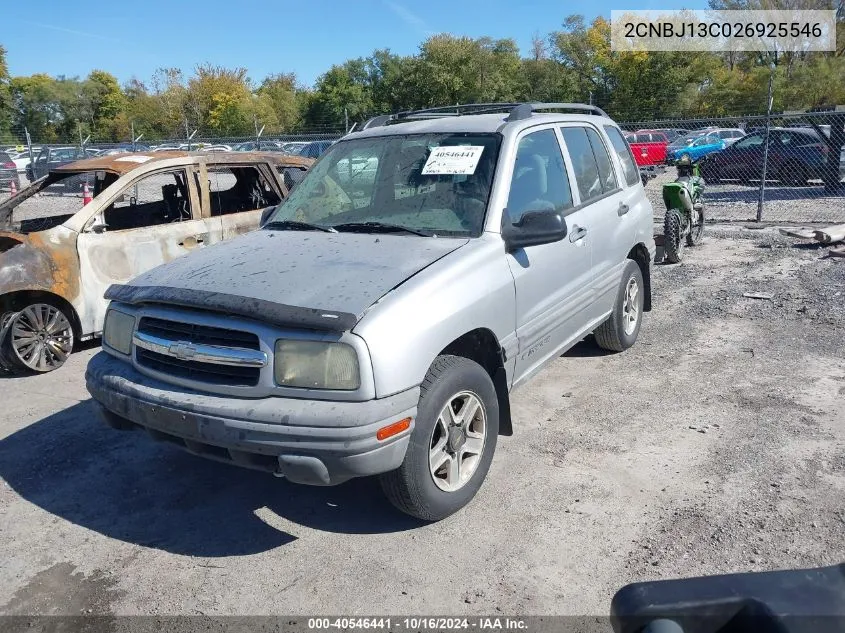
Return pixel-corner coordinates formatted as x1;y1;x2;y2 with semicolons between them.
86;103;656;520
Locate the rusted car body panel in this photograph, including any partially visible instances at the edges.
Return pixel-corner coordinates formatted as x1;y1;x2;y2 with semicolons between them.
0;151;313;341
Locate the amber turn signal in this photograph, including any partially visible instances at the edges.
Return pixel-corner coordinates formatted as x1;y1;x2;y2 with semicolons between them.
376;417;412;441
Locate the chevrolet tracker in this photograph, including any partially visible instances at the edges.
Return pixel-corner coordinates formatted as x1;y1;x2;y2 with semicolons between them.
86;103;656;520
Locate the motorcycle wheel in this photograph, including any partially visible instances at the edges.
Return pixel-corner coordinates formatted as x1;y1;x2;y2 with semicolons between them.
686;203;704;246
663;208;685;264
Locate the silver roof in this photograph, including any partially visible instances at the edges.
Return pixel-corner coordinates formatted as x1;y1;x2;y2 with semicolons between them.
344;112;618;140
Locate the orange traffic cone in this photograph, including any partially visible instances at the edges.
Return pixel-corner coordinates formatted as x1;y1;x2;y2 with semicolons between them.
9;179;17;196
82;181;92;205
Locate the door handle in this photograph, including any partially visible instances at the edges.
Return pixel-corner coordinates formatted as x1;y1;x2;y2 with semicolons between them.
569;225;588;243
618;202;630;216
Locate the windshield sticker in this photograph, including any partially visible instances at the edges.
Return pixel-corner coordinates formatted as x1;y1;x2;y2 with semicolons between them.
421;146;484;175
114;155;153;163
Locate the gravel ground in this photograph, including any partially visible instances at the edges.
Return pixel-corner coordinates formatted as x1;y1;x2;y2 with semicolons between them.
0;226;843;618
644;169;845;224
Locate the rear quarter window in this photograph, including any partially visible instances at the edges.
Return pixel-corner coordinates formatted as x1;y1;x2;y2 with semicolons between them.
603;126;640;187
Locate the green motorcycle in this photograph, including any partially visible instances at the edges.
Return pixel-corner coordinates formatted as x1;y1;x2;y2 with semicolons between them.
662;156;705;264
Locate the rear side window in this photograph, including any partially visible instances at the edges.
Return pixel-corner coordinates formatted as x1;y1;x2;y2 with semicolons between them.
561;127;621;202
505;129;573;222
585;128;618;193
604;126;640;187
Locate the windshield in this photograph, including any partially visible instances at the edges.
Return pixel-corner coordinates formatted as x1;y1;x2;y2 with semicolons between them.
266;132;501;237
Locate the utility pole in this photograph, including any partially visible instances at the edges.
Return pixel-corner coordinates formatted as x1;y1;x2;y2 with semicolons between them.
131;122;135;152
344;107;349;134
756;62;776;222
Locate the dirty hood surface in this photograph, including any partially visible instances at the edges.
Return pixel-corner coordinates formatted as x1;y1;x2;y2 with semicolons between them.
120;229;468;326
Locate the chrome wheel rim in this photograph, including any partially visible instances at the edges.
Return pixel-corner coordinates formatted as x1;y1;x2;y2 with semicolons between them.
622;277;640;336
429;390;486;492
10;304;74;371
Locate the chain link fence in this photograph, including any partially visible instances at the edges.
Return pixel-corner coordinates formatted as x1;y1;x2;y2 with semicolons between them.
620;110;845;224
2;108;844;223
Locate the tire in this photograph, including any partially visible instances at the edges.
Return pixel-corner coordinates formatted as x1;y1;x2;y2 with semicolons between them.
686;203;705;246
0;302;75;374
380;355;499;521
663;208;685;264
594;260;645;353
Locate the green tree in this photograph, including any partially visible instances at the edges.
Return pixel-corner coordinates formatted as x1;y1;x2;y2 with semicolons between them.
85;70;127;140
0;45;12;139
257;73;302;131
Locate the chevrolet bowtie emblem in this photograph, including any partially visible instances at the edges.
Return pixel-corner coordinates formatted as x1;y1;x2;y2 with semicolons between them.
168;341;197;360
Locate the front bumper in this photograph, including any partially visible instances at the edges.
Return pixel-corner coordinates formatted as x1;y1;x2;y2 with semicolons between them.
86;352;418;485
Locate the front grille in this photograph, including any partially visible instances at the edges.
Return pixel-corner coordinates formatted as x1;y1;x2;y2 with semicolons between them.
135;317;262;387
138;317;260;349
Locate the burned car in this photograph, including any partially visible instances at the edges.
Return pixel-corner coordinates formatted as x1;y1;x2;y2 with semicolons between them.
0;151;312;373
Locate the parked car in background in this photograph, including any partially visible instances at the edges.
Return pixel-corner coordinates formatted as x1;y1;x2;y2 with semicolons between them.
298;139;335;159
0;150;313;374
200;145;233;153
98;144;153;156
85;102;656;521
700;128;832;186
661;128;690;141
9;151;34;179
26;146;100;183
278;141;309;155
0;152;21;191
232;141;280;152
665;131;727;163
706;127;746;146
625;130;670;169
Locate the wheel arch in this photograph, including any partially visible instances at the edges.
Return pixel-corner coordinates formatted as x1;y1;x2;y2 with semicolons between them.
439;328;512;436
627;243;652;312
0;290;83;341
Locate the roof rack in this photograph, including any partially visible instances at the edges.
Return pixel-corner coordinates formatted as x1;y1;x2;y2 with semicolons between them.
354;102;609;131
505;102;609;121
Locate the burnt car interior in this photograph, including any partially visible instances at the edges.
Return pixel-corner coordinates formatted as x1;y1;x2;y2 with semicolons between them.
208;166;281;216
101;169;192;231
0;171;117;234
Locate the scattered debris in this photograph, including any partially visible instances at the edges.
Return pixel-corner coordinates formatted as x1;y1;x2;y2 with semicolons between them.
743;292;773;300
829;245;845;259
741;347;755;357
778;227;817;240
814;223;845;245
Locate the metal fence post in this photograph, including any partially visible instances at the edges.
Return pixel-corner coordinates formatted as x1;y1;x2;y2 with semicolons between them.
756;63;775;222
25;127;34;174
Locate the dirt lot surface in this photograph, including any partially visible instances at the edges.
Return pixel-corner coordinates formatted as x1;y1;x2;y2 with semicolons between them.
1;226;843;617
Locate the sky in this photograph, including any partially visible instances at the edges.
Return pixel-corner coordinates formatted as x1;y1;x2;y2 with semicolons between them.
2;0;706;89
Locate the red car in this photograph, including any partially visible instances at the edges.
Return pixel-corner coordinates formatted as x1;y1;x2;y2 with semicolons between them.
625;130;670;168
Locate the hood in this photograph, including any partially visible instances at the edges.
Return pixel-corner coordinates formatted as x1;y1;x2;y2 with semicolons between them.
114;229;469;330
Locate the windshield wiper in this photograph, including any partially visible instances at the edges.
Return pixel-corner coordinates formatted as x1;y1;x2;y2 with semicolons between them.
330;222;434;237
263;220;336;233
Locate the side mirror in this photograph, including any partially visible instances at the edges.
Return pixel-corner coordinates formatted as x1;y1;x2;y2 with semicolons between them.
259;206;275;228
503;207;567;252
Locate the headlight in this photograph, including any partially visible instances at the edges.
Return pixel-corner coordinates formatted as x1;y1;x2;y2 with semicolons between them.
274;340;360;390
103;308;135;355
